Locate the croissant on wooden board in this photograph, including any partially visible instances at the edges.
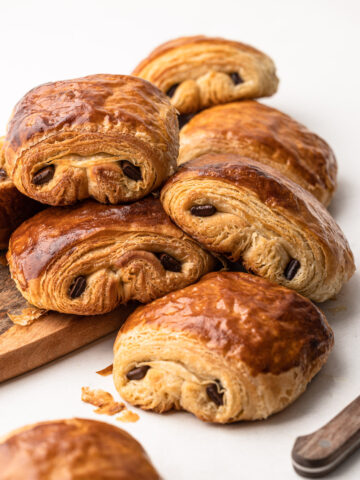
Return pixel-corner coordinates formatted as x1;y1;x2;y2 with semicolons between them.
7;197;216;315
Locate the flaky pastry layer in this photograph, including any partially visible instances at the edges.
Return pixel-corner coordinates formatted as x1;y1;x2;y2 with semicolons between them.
161;154;354;301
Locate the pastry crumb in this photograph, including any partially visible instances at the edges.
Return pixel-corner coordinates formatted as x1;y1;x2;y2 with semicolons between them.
96;364;113;376
327;305;347;314
81;386;125;415
8;307;47;326
116;410;139;423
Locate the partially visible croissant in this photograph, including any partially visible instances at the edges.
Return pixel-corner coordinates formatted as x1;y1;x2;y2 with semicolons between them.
179;101;337;206
0;136;41;249
133;36;278;118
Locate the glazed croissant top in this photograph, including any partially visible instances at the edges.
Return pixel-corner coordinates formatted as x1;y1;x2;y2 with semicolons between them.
179;101;337;205
7;197;215;314
0;418;160;480
113;272;333;422
118;272;333;376
161;153;355;302
133;36;279;115
4;74;179;206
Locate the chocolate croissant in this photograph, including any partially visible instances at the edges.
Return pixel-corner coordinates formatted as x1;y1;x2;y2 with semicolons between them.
161;154;355;302
0;418;160;479
0;137;41;249
113;272;334;423
4;74;178;206
133;36;278;122
179;101;337;205
7;197;215;315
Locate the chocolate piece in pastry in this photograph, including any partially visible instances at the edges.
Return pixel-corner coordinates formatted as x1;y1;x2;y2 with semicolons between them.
161;154;354;302
132;36;278;119
0;418;160;480
7;197;215;315
179;101;337;206
113;272;334;423
0;137;41;249
4;74;178;206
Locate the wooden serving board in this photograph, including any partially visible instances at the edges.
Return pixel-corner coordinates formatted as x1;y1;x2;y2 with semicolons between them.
0;262;136;383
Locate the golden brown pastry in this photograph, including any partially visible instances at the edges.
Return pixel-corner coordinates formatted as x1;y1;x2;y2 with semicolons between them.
113;272;334;423
0;418;160;479
7;197;215;315
132;36;278;123
4;74;178;206
0;136;41;249
161;154;355;302
179;101;337;205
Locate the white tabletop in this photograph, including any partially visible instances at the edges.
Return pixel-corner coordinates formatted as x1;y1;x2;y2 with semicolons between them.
1;1;359;478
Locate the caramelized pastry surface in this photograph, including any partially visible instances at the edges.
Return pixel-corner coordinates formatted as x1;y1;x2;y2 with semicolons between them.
4;74;178;206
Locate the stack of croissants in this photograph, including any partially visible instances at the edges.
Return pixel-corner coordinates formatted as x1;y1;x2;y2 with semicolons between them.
0;36;356;479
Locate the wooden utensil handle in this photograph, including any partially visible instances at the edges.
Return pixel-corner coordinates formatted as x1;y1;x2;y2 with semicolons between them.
292;396;360;477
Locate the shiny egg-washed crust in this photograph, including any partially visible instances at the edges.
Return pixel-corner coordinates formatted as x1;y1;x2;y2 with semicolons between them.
7;197;215;315
179;101;337;206
113;272;333;423
161;154;355;302
0;418;160;480
0;137;41;249
132;36;278;114
4;74;179;206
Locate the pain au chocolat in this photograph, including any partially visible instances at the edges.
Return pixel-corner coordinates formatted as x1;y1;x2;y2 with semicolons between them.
3;74;178;206
132;36;278;125
113;272;334;423
0;418;160;480
161;153;355;302
0;137;41;249
179;101;337;206
7;197;215;315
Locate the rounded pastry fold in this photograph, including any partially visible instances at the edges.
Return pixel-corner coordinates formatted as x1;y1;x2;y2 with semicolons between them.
132;36;278;119
0;418;160;480
113;272;334;423
7;197;215;315
179;101;337;206
0;137;41;249
161;154;355;302
4;74;179;206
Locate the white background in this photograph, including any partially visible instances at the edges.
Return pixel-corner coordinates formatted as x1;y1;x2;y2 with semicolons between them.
1;1;360;478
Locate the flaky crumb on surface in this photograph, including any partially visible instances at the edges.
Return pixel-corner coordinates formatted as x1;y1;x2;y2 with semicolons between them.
116;410;140;423
96;364;113;376
8;307;47;326
81;386;125;415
